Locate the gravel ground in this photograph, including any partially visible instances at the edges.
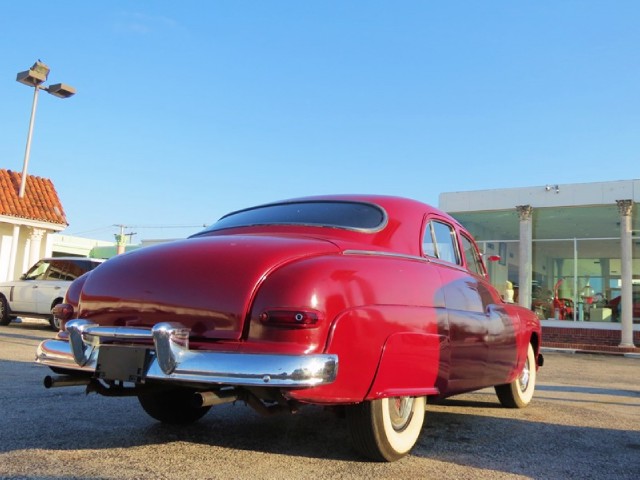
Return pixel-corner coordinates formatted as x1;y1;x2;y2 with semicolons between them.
1;319;639;479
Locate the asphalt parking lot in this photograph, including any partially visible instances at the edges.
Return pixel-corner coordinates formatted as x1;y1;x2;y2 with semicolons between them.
1;318;639;480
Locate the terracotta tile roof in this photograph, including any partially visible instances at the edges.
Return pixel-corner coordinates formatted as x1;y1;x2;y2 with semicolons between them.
0;169;68;226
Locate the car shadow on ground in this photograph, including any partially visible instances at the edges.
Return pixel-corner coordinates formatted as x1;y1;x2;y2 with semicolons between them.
1;329;54;344
537;384;640;399
1;318;55;334
1;359;639;479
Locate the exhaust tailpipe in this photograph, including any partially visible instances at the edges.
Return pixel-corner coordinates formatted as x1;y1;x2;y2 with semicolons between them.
192;390;239;408
44;375;91;389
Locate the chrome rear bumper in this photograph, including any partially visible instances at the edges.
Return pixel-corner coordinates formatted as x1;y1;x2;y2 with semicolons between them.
36;320;338;387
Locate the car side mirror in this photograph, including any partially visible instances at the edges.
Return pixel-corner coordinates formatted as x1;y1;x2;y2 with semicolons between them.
486;255;501;263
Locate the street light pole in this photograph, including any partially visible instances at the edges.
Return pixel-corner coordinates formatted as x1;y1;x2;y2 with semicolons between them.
16;60;76;198
19;85;42;198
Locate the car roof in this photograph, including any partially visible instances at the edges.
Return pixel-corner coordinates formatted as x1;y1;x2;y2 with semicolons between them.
250;194;460;223
37;257;105;263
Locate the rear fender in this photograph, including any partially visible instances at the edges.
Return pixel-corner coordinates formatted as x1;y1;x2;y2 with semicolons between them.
366;332;442;399
286;307;383;403
286;306;443;404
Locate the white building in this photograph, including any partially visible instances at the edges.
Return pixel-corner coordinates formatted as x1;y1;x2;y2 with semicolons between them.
0;169;68;281
440;179;639;350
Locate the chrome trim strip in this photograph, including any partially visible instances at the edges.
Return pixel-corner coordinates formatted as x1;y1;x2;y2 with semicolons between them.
343;249;469;272
343;249;426;262
83;325;155;339
36;321;338;387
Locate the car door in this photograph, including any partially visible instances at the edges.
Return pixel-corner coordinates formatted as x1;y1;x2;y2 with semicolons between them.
4;278;34;313
9;260;50;313
423;219;489;393
438;265;491;393
459;232;518;386
33;259;70;314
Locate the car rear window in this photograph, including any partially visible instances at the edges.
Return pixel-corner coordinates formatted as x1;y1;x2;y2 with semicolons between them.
196;201;386;234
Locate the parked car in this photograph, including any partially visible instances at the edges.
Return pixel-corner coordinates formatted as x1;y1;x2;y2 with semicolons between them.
0;257;104;330
532;279;574;320
36;195;543;461
609;292;640;322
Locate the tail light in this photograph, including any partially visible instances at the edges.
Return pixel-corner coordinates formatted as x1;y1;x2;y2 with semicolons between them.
52;303;74;322
259;309;321;328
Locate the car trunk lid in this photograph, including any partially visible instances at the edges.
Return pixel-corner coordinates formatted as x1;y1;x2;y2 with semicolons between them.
76;235;339;340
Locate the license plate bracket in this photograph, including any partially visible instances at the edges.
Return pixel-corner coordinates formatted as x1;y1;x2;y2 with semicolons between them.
96;345;152;383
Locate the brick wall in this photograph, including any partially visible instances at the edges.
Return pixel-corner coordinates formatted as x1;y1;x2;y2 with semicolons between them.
542;326;640;353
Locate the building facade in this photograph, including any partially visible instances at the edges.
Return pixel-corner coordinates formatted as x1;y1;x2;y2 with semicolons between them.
0;169;68;281
440;180;639;352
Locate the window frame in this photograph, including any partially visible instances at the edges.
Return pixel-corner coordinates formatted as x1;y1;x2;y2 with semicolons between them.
422;218;461;265
460;233;487;277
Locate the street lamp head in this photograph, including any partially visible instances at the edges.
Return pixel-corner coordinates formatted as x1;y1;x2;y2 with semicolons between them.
16;60;51;87
46;83;76;99
15;59;75;198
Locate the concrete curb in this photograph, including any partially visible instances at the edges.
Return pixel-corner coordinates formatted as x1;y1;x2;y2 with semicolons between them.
541;347;640;359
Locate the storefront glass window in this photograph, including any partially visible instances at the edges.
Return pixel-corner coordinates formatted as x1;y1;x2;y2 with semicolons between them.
478;240;519;302
478;237;639;323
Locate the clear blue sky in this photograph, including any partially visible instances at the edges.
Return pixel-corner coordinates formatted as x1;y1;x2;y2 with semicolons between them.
1;1;638;242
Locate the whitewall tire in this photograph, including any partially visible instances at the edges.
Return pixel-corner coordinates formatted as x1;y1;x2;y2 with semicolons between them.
346;395;426;461
495;343;537;408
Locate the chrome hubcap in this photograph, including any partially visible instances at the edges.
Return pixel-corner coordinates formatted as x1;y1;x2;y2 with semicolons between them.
388;397;414;432
519;358;530;392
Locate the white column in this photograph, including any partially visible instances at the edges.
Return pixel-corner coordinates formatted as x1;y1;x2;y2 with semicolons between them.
617;200;635;348
28;228;45;267
517;205;533;312
7;225;21;280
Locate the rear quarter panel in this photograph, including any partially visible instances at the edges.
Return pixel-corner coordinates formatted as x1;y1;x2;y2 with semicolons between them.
513;304;542;377
248;252;449;403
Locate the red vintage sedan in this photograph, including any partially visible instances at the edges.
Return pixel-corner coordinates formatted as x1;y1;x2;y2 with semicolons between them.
36;195;542;461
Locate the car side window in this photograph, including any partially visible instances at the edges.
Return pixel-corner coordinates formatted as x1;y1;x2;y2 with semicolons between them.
423;220;460;264
67;260;96;280
25;261;49;280
461;234;485;276
45;261;73;281
422;222;437;257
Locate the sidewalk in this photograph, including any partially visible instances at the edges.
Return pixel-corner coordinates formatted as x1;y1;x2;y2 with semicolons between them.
542;345;640;358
